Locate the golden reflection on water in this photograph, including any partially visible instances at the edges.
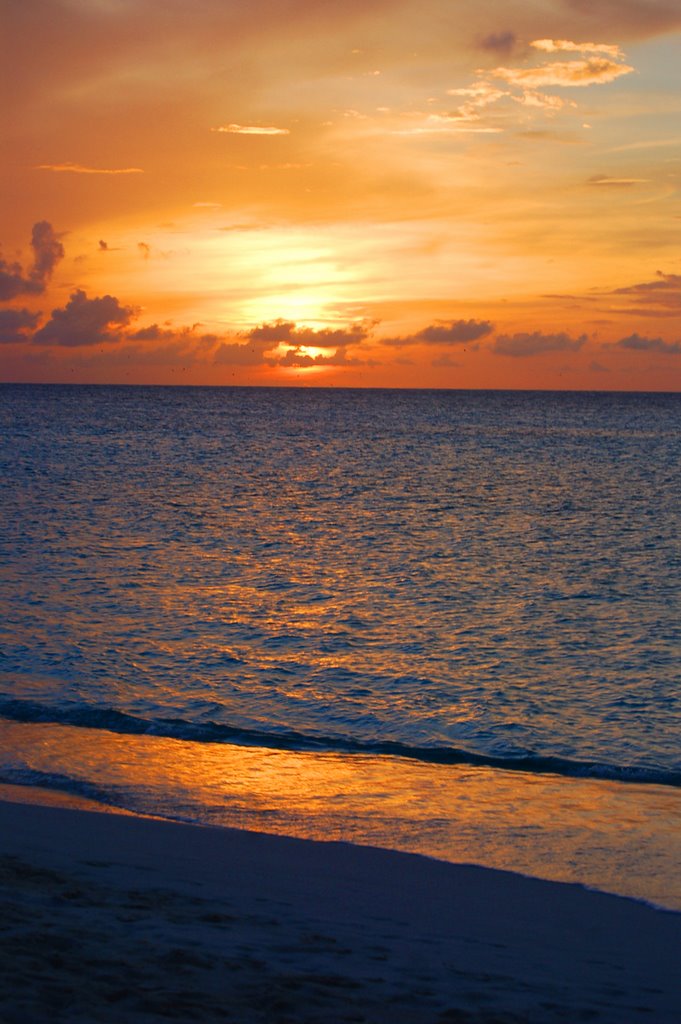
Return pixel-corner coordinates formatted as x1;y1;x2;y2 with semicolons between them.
2;718;680;910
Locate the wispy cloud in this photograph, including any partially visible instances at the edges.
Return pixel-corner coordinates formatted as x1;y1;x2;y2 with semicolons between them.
435;37;633;136
612;271;681;311
394;116;502;135
489;57;633;89
36;163;144;174
588;175;649;186
531;39;625;59
211;124;290;136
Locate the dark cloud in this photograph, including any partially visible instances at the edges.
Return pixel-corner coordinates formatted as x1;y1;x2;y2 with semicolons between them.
214;319;372;366
383;319;494;347
30;221;65;282
247;320;369;347
248;320;296;342
0;221;64;301
32;289;136;346
128;324;219;347
129;324;169;341
614;332;681;354
273;346;366;368
0;308;41;344
276;347;319;367
0;257;42;302
613;271;681;310
493;331;587;356
479;31;517;56
213;336;276;366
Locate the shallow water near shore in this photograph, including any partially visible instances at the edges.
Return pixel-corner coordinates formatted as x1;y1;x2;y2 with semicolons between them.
1;384;679;906
2;715;681;911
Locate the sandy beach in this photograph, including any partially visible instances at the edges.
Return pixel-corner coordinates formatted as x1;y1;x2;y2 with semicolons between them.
0;792;679;1023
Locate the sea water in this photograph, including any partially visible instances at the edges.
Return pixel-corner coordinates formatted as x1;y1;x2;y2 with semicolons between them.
1;385;679;907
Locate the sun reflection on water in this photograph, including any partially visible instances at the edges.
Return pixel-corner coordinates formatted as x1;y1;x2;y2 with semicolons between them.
2;718;680;911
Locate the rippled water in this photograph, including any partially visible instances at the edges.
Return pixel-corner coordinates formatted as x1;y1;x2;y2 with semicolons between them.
1;384;680;904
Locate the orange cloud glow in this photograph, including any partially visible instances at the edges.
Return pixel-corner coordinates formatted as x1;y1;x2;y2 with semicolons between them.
1;1;679;390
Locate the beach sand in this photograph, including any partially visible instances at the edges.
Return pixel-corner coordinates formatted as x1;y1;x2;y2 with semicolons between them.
0;791;679;1023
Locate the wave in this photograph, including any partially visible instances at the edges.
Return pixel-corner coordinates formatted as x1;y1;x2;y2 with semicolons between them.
0;696;679;789
0;764;125;808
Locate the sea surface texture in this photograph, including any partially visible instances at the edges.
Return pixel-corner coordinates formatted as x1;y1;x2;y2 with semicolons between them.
1;385;680;906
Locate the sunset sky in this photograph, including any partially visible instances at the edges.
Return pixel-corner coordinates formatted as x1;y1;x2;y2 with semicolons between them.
2;0;680;389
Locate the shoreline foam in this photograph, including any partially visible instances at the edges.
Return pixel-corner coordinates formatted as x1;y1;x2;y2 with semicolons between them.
1;795;679;1023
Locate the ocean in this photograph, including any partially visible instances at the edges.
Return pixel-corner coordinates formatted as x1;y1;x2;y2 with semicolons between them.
1;384;679;908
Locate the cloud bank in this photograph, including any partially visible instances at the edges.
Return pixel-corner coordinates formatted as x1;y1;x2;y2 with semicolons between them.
615;333;681;354
384;319;494;347
0;308;41;344
32;289;137;347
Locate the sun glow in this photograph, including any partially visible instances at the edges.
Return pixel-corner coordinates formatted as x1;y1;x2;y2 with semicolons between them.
295;346;328;360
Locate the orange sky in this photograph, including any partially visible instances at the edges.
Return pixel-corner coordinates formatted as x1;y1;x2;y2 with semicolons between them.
1;0;680;389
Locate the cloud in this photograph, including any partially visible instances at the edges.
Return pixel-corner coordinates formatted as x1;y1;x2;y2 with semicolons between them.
431;353;463;368
32;289;136;346
0;256;39;302
395;117;502;135
383;319;494;347
128;324;168;341
138;242;151;258
439;35;632;137
211;124;289;135
126;323;220;348
588;175;649;186
493;331;587;356
31;221;65;282
247;320;370;347
247;320;297;343
0;308;41;344
215;319;373;368
531;39;624;59
489;57;633;88
36;163;143;174
515;91;565;110
0;221;64;301
479;32;517;56
275;346;355;368
613;271;681;309
213;336;278;366
614;332;681;354
273;345;377;369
